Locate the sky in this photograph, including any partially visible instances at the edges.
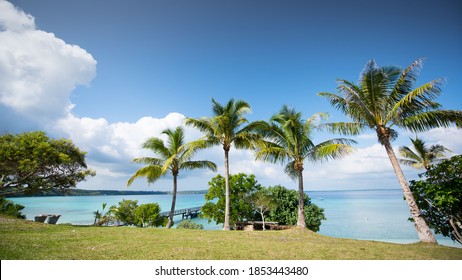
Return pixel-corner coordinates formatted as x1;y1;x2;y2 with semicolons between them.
1;0;461;192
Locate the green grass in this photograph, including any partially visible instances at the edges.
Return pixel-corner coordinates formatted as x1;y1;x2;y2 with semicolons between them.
1;216;461;260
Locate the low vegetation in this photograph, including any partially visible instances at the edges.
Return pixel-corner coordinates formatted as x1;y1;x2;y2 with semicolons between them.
1;215;461;260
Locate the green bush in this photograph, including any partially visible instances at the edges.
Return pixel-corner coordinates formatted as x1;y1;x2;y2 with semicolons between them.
0;198;26;219
176;219;204;230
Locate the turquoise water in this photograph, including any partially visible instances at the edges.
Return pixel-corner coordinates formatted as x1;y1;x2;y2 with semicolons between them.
9;189;461;248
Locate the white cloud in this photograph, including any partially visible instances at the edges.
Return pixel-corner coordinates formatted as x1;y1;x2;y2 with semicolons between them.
0;1;35;32
420;126;462;154
0;1;96;122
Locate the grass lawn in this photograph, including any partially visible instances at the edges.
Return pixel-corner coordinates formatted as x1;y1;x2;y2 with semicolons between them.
1;216;461;260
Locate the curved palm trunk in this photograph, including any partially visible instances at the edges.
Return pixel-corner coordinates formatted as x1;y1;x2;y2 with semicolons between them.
166;174;178;229
383;139;437;243
223;149;231;230
297;170;307;228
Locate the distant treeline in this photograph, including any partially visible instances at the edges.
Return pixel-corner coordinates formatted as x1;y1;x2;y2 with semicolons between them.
7;189;207;197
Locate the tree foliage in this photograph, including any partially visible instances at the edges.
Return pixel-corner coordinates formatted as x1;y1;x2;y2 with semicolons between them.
0;131;95;196
201;173;261;227
265;185;325;232
399;137;451;170
110;199;139;226
0;198;26;219
176;219;204;230
135;203;167;227
108;199;166;227
201;174;325;232
409;155;462;244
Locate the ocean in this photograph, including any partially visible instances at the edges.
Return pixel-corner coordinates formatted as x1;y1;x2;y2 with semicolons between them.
9;189;461;248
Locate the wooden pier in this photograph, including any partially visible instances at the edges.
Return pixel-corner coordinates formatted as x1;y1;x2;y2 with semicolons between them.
159;206;201;220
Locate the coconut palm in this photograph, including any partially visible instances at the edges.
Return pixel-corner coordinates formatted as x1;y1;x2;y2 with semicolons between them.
254;106;355;228
319;58;462;243
127;127;216;228
399;137;451;171
185;98;260;230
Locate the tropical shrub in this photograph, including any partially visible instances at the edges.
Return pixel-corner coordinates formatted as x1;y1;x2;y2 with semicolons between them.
0;198;26;219
266;185;325;232
176;219;204;230
135;203;167;227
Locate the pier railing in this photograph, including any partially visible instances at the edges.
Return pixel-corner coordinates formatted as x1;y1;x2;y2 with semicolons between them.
159;206;201;219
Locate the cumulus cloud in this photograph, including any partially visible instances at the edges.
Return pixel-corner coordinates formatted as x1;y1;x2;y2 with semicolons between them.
420;126;462;154
0;1;96;122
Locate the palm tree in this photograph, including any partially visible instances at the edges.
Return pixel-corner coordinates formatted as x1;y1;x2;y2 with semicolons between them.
399;137;451;171
319;58;462;243
127;126;216;228
254;106;355;228
185;98;260;230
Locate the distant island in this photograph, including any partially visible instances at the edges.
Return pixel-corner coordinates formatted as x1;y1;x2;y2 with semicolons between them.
7;188;207;197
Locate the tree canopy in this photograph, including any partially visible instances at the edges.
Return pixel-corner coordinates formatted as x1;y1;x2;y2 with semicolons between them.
201;173;261;227
409;155;462;244
0;131;95;196
399;137;451;170
201;173;325;232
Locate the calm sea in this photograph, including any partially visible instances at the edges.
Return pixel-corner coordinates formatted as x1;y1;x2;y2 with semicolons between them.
9;189;461;248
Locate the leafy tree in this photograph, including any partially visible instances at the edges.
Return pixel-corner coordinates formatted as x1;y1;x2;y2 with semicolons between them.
319;58;462;243
176;219;204;230
127;127;216;228
0;131;95;196
0;198;26;219
186;99;261;230
135;203;167;227
265;185;325;232
201;173;261;228
252;189;276;230
409;155;462;244
399;137;451;170
254;106;354;228
110;199;139;226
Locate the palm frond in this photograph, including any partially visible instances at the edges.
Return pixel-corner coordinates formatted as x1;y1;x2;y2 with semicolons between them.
319;122;365;136
401;110;462;132
386;78;445;124
283;161;299;180
127;165;164;186
142;137;170;159
390;58;424;102
180;160;217;172
132;157;164;166
309;140;355;163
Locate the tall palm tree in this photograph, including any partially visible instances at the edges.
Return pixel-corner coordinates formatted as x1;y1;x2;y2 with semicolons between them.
399;137;451;171
319;58;462;243
254;106;355;228
127;127;216;228
185;98;260;230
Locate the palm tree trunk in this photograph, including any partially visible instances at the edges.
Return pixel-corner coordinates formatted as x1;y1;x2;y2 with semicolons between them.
383;139;437;243
166;174;178;229
297;170;307;228
223;149;231;230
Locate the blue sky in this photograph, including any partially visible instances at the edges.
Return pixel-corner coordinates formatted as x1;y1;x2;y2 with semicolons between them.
1;0;461;192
